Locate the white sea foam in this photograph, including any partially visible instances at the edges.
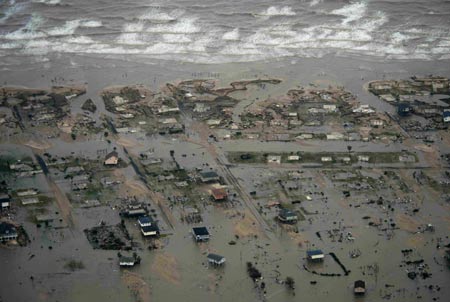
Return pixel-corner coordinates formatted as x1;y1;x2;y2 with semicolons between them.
116;33;146;45
139;8;184;22
332;1;367;24
258;6;296;16
309;0;322;7
32;0;61;5
0;0;25;23
4;13;46;40
145;17;200;34
222;28;240;41
163;34;192;43
80;20;102;28
46;19;80;36
66;36;95;44
123;22;145;32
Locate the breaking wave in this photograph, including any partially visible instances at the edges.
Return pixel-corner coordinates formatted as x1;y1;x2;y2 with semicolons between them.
0;1;449;64
257;6;296;16
31;0;61;5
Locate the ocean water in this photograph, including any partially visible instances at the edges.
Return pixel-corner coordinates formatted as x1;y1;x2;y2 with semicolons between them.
1;0;450;65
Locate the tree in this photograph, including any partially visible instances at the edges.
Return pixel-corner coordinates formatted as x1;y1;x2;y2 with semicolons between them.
347;145;352;154
285;276;295;290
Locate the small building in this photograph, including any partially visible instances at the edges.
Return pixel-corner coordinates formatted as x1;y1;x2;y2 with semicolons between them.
0;222;18;242
192;226;210;242
36;215;54;227
278;208;298;224
397;103;413;116
199;171;220;183
0;194;11;210
321;156;332;162
207;253;226;266
307;249;324;262
358;155;370;162
104;151;119;166
141;224;160;237
267;155;281;164
288;155;300;161
123;208;147;217
21;197;41;205
443;111;450;123
211;188;227;201
138;216;154;228
354;280;366;295
370;119;384;127
119;256;138;267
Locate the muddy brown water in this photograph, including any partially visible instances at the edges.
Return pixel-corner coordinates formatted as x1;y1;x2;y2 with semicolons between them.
1;56;450;301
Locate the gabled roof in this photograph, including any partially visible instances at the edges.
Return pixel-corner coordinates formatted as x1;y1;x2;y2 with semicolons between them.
354;280;365;288
141;224;159;233
105;151;119;160
211;188;227;200
192;226;209;236
307;249;324;256
138;216;154;225
200;171;219;179
0;222;17;236
279;208;297;218
207;253;225;262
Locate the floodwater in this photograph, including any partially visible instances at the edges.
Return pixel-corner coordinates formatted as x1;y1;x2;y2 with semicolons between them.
1;1;450;301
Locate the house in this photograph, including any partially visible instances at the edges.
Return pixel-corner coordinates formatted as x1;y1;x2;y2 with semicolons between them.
0;194;11;210
397;103;413;116
358;155;370;162
192;226;210;242
307;249;324;262
36;215;54;227
138;216;153;228
267;155;281;164
321;156;332;162
21;197;40;205
443;111;450;123
141;224;160;237
288;155;300;161
323;104;337;112
326;132;345;140
16;189;38;197
122;208;147;217
379;94;396;102
119;256;138;267
354;280;366;295
278;208;298;224
370;119;384;127
199;171;220;183
0;222;18;242
211;188;228;201
104;151;119;165
207;253;226;266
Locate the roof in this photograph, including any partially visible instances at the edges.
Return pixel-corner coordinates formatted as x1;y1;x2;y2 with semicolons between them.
279;208;297;218
0;194;10;201
105;151;119;160
138;216;154;224
307;250;324;256
141;225;159;233
211;188;227;200
119;256;136;263
0;222;17;236
444;111;450;117
192;226;209;236
200;171;219;179
207;253;225;262
354;280;365;288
